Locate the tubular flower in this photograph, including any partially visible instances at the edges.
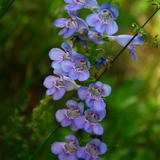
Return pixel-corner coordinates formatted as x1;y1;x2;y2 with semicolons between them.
71;35;89;52
54;10;88;38
78;81;111;111
43;75;79;100
61;53;90;81
56;99;84;131
76;138;107;160
86;3;119;35
64;0;98;11
74;107;106;135
49;42;77;70
51;134;79;160
108;34;144;61
88;28;104;45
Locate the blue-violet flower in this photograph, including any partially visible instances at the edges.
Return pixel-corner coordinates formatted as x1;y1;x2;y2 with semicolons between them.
64;0;98;11
76;138;107;160
56;99;84;131
51;134;79;160
74;107;106;135
43;75;79;100
86;3;119;35
61;53;90;81
108;34;144;61
78;81;111;111
88;28;104;45
54;10;88;38
49;42;77;70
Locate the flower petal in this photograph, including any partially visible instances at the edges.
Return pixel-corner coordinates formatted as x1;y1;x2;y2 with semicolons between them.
105;21;118;35
63;28;78;39
86;13;99;27
56;109;67;122
49;48;65;60
84;122;93;133
58;27;68;35
93;98;106;111
46;87;57;95
78;86;89;100
61;61;74;72
58;151;69;160
99;142;107;155
51;142;65;154
65;3;85;10
61;117;72;126
51;60;63;70
70;121;79;131
43;76;59;88
102;84;111;97
66;99;78;107
68;69;80;80
74;116;86;129
76;147;88;159
53;88;66;100
78;70;90;81
77;102;84;115
93;123;103;135
54;18;69;28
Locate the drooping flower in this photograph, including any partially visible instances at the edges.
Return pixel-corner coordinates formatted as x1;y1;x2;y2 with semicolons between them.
88;28;104;45
49;42;77;70
76;138;107;160
78;81;111;111
96;57;107;70
64;0;99;11
51;134;79;160
54;10;88;38
43;75;79;100
71;35;89;52
61;53;90;81
86;3;119;35
108;34;144;61
56;99;84;131
74;107;106;135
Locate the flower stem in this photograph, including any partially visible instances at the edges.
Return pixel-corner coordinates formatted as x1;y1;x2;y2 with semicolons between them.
30;124;61;160
96;8;160;82
90;43;97;65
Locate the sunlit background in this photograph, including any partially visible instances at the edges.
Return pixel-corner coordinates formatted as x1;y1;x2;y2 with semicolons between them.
0;0;160;159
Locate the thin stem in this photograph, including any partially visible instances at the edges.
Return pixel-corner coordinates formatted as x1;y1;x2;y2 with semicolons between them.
90;43;97;65
96;8;160;82
30;124;60;160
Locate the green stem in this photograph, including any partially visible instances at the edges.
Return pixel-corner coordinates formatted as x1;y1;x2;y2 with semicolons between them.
90;43;97;65
30;124;60;160
96;8;160;82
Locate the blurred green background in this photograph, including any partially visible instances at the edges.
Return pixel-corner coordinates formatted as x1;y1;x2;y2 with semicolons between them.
0;0;160;159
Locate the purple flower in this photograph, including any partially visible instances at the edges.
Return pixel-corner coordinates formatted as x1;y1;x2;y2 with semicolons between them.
51;134;79;160
78;81;111;111
56;99;84;131
64;0;98;11
96;57;106;70
88;28;104;45
76;138;107;159
43;75;79;100
54;10;88;38
61;53;90;81
49;42;77;70
74;107;106;135
86;3;119;35
108;34;144;61
71;35;89;52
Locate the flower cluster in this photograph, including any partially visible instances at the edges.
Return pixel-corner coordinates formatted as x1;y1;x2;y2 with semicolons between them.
43;0;144;159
